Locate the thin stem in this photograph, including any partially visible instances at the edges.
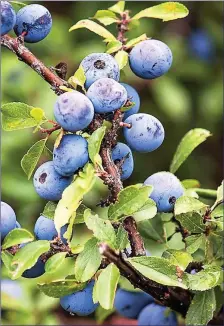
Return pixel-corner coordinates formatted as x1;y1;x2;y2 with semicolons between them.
120;122;132;128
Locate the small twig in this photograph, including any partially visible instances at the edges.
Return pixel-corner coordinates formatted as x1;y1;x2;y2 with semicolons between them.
119;121;132;128
1;35;72;95
40;124;61;135
123;216;146;256
99;243;192;317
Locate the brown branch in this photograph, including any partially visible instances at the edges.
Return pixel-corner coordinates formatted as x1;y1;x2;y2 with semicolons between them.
40;124;61;135
123;216;146;256
117;11;130;45
1;35;72;95
100;110;124;204
99;243;192;317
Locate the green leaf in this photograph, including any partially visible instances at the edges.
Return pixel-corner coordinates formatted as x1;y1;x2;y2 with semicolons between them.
162;249;193;271
10;1;26;8
185;234;206;254
182;179;201;189
21;138;48;180
93;10;118;26
186;290;216;326
176;212;206;234
42;201;57;220
95;306;115;324
54;163;95;238
115;50;129;70
94;263;120;309
216;181;223;202
1;102;46;131
30;107;46;124
108;185;153;221
133;198;157;222
108;1;125;14
116;225;129;250
128;256;188;289
88;126;106;168
68;66;86;92
84;210;117;249
174;196;207;216
125;34;148;48
106;40;123;54
170;128;211;173
1;251;15;277
36;255;76;284
69;19;116;41
186;266;222;291
38;279;86;298
74;237;102;282
10;240;50;279
133;2;189;21
138;214;164;242
2;228;34;249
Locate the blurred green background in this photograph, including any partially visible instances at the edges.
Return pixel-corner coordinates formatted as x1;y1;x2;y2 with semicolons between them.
1;1;223;325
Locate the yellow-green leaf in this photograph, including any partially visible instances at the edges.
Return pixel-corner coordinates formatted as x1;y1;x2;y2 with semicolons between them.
54;163;95;237
108;1;125;14
93;10;118;26
115;50;129;70
21;138;49;180
106;40;123;54
2;228;34;249
68;65;86;92
170;128;211;173
88;126;106;168
133;2;189;22
69;19;116;41
125;34;148;48
94;263;120;309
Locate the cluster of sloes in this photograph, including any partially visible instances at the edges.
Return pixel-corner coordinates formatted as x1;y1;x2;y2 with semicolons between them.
1;1;52;42
1;2;185;324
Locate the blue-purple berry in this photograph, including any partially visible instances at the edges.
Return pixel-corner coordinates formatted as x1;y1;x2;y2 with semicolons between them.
1;201;17;240
54;91;94;132
120;83;140;120
138;303;177;326
111;142;134;180
81;53;120;89
14;4;52;43
1;1;16;36
129;40;173;79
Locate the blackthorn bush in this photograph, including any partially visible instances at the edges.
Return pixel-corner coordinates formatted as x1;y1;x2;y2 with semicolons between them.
1;2;222;326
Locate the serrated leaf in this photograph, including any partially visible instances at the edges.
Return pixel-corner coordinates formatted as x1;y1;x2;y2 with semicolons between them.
10;241;50;279
174;196;207;216
93;10;118;26
108;1;125;14
94;263;120;309
106;40;123;54
176;212;206;233
125;34;148;48
74;237;102;282
133;198;157;222
162;250;193;271
36;255;75;284
88;126;106;168
69;19;116;41
2;228;34;249
84;209;116;248
128;256;188;289
186;290;216;326
21;138;48;180
186;266;222;291
1;102;45;131
68;66;86;92
54;163;95;239
108;185;153;221
38;280;86;298
115;50;129;70
170;128;211;173
116;225;129;250
133;2;189;22
182;179;201;189
185;234;206;254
